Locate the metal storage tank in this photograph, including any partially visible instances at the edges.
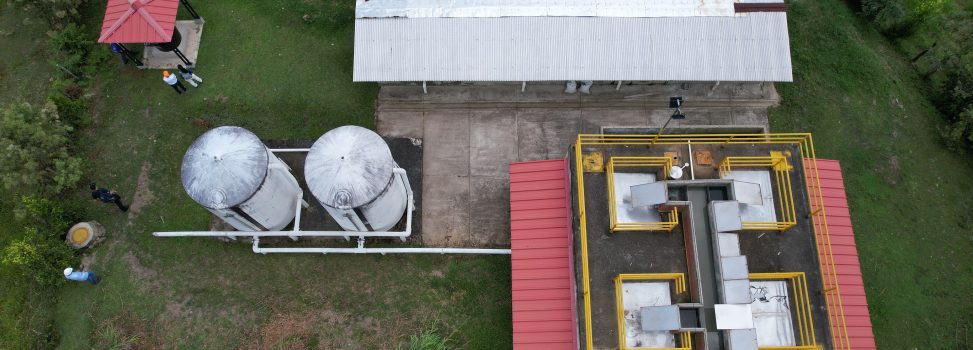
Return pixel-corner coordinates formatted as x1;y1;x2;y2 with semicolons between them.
181;126;303;231
305;126;408;232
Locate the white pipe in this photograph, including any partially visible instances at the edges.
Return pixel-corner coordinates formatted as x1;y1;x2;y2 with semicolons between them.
251;237;510;255
393;168;413;242
154;231;409;238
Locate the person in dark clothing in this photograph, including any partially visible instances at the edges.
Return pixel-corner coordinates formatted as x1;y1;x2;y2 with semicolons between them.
90;183;128;212
110;43;129;64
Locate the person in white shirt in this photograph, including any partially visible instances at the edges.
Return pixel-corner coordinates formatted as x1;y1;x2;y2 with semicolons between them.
163;70;187;94
64;267;100;284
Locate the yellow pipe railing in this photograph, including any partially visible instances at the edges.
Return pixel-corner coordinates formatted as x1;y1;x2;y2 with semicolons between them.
613;273;691;350
574;133;850;350
750;272;820;349
718;152;798;231
606;157;679;232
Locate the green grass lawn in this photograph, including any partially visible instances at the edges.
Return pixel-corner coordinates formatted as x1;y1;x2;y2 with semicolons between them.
770;1;973;348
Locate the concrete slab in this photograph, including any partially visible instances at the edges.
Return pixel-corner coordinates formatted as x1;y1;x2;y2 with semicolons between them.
580;108;660;133
470;109;518;176
375;84;775;248
423;110;471;176
377;111;424;138
142;20;204;69
420;175;470;246
469;176;511;246
517;109;580;161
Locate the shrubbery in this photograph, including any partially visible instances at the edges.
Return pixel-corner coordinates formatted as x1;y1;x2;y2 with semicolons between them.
0;101;83;195
1;196;81;287
858;0;973;150
860;0;946;37
49;23;112;81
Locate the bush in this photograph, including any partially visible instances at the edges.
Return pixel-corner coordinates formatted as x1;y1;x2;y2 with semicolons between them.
49;23;111;81
1;227;76;287
860;0;947;37
14;195;84;231
943;108;973;149
47;80;89;129
0;101;83;195
1;196;82;288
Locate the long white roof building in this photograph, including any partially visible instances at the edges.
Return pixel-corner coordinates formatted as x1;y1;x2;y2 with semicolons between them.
353;0;793;82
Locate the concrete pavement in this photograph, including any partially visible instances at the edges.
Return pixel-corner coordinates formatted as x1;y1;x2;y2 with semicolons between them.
376;84;772;247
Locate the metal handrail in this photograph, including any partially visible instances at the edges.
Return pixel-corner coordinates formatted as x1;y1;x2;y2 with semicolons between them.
750;272;819;349
718;152;798;231
606;156;679;232
613;273;690;350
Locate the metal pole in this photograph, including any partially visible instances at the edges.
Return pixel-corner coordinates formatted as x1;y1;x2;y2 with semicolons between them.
179;0;201;19
116;43;143;66
172;47;193;66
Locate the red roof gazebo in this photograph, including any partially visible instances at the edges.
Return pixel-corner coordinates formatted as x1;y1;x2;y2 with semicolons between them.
98;0;202;68
98;0;180;43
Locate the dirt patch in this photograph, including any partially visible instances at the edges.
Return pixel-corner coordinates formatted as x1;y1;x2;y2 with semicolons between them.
238;311;346;350
93;311;154;350
874;154;901;185
127;162;155;226
122;250;159;290
80;251;97;270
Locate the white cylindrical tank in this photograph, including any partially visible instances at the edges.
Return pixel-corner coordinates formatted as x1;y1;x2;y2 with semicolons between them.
181;126;303;231
305;126;408;232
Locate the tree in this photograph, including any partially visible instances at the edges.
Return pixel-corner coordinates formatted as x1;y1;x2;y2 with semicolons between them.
0;101;83;195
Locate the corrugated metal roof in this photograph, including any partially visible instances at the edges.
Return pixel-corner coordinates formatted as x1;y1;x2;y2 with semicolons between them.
353;13;792;82
804;159;877;350
509;159;578;350
356;0;737;19
99;0;178;43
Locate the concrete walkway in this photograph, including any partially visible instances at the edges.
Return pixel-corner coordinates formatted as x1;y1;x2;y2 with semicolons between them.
376;84;773;247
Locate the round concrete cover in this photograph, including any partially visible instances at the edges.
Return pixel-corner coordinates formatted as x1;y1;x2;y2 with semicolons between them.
181;126;269;209
305;125;395;209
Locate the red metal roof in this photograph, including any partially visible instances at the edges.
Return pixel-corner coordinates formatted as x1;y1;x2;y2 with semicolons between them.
98;0;179;43
510;159;578;350
805;159;877;349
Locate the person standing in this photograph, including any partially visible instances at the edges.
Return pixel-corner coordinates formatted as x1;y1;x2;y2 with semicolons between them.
163;70;187;94
90;183;128;212
177;65;203;87
565;80;594;94
64;267;100;285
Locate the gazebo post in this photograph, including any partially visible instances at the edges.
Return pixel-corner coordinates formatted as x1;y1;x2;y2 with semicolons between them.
179;0;201;20
171;47;193;66
116;43;144;67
